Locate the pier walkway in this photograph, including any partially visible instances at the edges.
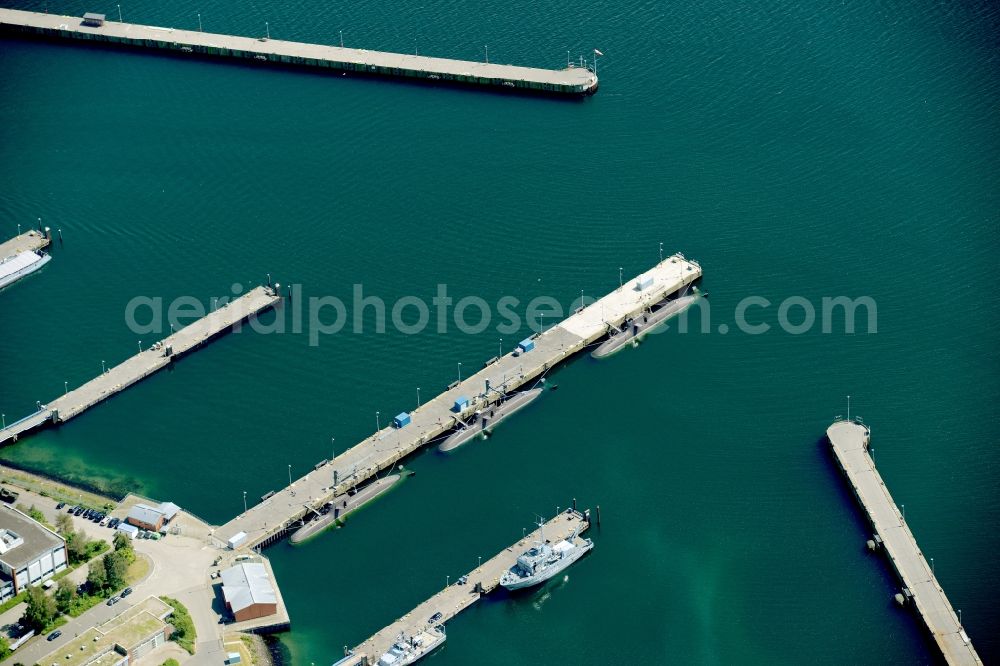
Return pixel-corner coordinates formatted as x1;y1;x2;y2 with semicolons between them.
0;8;598;96
0;285;280;445
827;420;981;665
214;255;700;549
338;509;590;665
0;229;49;260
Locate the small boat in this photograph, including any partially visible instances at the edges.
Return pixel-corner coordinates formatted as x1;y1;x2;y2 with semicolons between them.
438;387;543;452
376;626;446;666
0;250;51;290
290;474;403;544
591;291;701;359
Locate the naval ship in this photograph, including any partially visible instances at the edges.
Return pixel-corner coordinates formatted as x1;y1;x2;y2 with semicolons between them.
500;520;594;591
376;626;446;666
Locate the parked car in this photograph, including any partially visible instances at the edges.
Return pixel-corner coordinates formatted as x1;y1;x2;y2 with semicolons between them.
121;587;132;597
108;518;120;528
55;502;65;510
47;629;62;641
106;596;119;606
68;505;78;513
74;506;84;516
428;612;443;624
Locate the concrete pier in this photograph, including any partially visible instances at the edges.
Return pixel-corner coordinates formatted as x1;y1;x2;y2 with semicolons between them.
0;285;280;445
0;8;598;96
214;254;700;549
0;229;49;260
827;420;981;665
340;509;590;666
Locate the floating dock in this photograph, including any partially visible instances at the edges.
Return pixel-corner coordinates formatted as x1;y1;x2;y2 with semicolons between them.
337;509;590;666
0;228;50;261
827;420;981;665
0;285;280;445
0;8;598;96
214;254;700;549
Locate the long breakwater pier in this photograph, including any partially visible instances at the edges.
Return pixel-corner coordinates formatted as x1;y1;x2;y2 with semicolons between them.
0;8;599;96
827;420;981;665
337;509;590;666
214;254;700;549
0;285;280;445
0;229;50;260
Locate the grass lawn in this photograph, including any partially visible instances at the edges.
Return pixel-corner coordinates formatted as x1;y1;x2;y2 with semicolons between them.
127;553;151;584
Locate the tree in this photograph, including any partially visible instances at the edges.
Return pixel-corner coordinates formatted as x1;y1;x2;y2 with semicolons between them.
104;551;127;590
55;512;74;536
113;532;135;563
55;577;76;614
67;528;91;564
87;560;107;592
22;587;57;633
0;635;10;660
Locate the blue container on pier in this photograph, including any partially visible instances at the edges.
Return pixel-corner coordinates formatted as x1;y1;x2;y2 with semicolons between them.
518;338;535;353
393;412;411;428
452;396;470;413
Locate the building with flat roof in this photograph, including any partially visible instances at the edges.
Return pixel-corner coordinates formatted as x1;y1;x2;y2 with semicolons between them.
37;596;174;666
221;562;277;622
0;504;67;601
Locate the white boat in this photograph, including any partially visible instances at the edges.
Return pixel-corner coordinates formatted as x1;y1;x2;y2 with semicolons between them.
376;626;446;666
0;250;51;290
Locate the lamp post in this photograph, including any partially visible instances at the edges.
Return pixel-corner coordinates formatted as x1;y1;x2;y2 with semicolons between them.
102;360;106;374
331;437;335;461
116;4;121;22
287;464;292;486
619;267;623;289
197;12;202;31
64;381;68;395
1;414;5;429
243;490;247;513
138;340;142;353
339;30;343;47
659;242;663;263
457;362;462;383
499;338;503;357
958;609;962;625
265;21;270;39
416;387;421;408
375;411;380;432
931;557;935;576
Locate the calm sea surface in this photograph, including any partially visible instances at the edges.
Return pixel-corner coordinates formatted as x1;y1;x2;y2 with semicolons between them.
1;0;998;663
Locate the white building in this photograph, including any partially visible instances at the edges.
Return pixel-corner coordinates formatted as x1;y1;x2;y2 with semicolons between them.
0;504;67;602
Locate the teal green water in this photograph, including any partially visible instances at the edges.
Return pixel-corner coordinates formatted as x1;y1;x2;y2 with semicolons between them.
1;0;998;663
